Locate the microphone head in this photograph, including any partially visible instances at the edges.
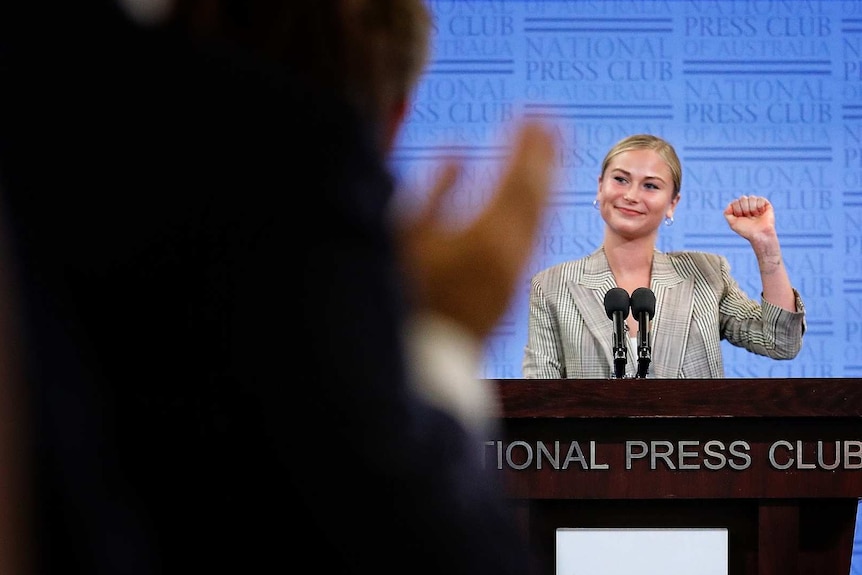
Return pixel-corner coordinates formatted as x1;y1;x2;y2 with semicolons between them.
603;287;630;319
630;287;656;319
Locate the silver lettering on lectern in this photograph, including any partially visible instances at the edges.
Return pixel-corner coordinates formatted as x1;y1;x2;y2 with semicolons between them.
768;440;862;470
625;440;752;470
486;440;610;471
484;439;862;471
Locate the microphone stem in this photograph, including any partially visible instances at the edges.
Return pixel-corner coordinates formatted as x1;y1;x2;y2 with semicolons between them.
613;313;627;378
636;312;651;378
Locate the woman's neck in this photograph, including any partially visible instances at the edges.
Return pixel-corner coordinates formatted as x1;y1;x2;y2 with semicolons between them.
602;234;655;291
603;233;654;266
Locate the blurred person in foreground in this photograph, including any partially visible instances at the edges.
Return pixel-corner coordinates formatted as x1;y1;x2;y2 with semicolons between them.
331;0;535;436
0;1;556;574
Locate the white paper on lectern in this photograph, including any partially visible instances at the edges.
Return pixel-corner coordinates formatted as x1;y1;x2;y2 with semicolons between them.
556;527;728;575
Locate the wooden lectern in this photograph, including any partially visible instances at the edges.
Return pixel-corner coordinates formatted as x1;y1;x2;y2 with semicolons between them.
486;378;862;575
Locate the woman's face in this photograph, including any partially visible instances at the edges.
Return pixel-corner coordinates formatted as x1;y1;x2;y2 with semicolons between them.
597;148;679;241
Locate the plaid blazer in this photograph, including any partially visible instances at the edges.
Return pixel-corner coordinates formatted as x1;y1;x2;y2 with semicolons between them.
522;247;807;379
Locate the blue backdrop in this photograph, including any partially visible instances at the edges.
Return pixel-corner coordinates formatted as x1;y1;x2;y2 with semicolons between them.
391;0;862;380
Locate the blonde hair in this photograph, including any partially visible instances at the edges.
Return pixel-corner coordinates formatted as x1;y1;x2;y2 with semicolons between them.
600;134;682;198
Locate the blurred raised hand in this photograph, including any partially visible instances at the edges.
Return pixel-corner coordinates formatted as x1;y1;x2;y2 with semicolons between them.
398;121;558;340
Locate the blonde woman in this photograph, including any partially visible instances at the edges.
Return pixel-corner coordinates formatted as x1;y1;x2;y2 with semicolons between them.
523;134;806;379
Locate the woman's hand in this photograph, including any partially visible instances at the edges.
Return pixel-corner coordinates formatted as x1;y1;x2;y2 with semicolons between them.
723;195;777;244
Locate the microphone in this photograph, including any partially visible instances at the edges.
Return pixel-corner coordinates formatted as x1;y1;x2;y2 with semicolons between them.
603;287;630;379
630;287;656;379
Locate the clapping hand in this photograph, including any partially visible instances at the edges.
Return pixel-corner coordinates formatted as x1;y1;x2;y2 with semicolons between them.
397;121;558;340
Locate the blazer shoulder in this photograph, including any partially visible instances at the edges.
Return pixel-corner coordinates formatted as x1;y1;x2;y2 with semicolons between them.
664;250;728;278
532;255;591;285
